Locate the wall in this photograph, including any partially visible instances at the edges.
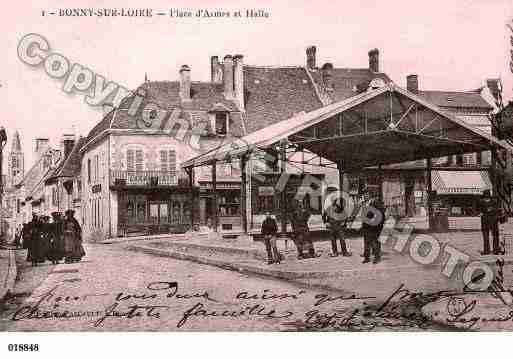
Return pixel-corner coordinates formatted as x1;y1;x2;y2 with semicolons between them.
81;137;110;241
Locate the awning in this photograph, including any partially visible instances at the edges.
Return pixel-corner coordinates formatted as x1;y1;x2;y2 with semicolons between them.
182;83;513;171
432;170;491;195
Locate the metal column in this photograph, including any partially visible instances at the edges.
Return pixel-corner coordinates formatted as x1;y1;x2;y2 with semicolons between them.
279;142;287;234
240;155;248;233
212;162;218;232
426;158;433;229
188;168;195;230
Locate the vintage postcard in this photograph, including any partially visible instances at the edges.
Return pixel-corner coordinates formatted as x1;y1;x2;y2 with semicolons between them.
1;0;513;355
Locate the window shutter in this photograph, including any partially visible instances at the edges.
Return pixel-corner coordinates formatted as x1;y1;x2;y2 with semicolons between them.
135;150;144;172
169;150;176;176
127;149;135;172
160;150;168;172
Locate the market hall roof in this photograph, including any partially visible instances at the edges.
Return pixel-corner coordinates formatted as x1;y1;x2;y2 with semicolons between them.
182;83;513;171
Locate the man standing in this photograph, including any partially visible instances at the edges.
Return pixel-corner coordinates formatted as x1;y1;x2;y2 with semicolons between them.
47;212;64;264
478;189;501;255
291;201;317;259
323;187;352;257
361;194;386;264
63;209;85;263
261;212;281;264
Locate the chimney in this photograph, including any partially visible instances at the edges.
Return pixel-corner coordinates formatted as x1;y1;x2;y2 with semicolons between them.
406;74;419;94
486;78;501;102
321;63;334;91
306;46;316;69
223;55;234;99
179;65;191;101
61;134;75;159
233;54;244;110
34;138;49;158
211;56;223;84
368;48;379;73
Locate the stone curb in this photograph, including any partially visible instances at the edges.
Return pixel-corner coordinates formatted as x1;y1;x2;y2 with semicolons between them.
149;241;264;259
99;233;186;244
0;250;18;302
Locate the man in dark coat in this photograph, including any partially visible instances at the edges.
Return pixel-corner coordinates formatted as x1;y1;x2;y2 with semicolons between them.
323;187;352;257
291;201;318;259
361;194;386;264
47;212;65;264
28;214;47;266
261;212;281;264
63;210;85;263
478;190;501;255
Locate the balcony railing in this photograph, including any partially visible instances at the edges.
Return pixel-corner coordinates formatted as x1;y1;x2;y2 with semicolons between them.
110;170;178;187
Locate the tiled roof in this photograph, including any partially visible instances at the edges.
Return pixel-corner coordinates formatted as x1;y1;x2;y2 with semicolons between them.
418;90;492;110
18;148;60;197
243;66;323;133
309;68;392;103
84;81;242;145
47;137;86;179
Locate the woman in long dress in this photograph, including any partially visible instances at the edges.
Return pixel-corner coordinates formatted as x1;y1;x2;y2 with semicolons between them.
63;210;85;263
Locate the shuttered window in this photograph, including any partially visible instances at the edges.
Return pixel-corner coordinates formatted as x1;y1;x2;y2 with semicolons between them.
127;149;144;172
160;149;176;175
135;150;143;171
127;150;134;172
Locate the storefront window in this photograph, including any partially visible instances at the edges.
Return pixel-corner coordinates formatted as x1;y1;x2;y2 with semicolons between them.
219;191;240;216
149;203;159;223
258;196;275;213
137;202;146;222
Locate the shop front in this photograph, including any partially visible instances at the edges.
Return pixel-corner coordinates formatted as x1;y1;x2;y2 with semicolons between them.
250;172;325;232
199;181;241;231
431;170;491;216
111;171;199;236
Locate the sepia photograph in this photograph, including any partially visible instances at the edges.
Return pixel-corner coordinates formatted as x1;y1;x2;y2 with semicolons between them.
1;0;513;357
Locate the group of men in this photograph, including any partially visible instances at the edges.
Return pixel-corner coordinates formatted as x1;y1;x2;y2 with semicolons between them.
261;189;386;265
17;210;85;266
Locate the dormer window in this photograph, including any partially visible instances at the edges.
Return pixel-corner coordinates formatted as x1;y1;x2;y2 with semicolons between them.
214;112;228;136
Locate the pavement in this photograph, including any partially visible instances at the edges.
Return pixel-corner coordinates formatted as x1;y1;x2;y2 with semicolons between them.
125;219;513;300
0;248;17;303
1;243;450;331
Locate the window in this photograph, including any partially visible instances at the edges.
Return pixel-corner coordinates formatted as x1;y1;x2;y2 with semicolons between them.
51;187;58;206
127;149;144;172
476;152;482;166
94;154;99;181
87;159;91;183
456;154;463;166
215;113;228;135
160;149;177;175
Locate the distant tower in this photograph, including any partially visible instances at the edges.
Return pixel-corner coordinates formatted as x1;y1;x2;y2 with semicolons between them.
7;131;24;188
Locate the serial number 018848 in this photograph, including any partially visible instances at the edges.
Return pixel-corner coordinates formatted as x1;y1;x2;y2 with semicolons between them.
8;344;39;352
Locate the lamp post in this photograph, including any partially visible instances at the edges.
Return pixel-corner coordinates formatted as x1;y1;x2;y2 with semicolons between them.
0;126;7;243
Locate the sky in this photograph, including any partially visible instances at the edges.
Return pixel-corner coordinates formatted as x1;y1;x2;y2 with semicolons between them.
1;0;512;170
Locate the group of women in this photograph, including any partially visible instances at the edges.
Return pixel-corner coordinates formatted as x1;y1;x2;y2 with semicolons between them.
21;210;85;266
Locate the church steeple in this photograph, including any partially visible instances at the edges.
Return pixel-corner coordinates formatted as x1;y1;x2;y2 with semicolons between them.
7;130;24;188
10;130;21;152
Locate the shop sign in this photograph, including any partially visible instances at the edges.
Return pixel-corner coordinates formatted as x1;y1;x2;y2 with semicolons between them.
92;184;102;193
202;182;240;189
258;186;275;196
436;188;483;195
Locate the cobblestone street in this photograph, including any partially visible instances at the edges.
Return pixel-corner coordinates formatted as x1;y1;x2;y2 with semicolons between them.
3;237;513;331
